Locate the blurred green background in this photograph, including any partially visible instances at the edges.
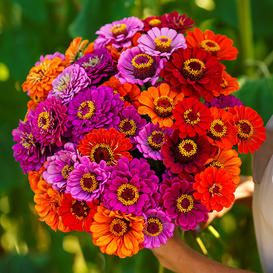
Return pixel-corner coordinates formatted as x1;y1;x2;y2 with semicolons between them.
0;0;273;272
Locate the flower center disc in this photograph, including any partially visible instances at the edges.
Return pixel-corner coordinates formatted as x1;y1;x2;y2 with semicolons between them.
119;119;137;136
110;218;129;236
80;173;98;193
131;53;155;80
200;39;220;52
154;35;172;52
21;133;35;149
237;120;254;139
177;139;198;161
145;217;163;237
147;131;165;150
111;23;127;36
209;119;227;139
71;200;90;219
176;194;194;213
82;56;100;68
61;164;74;179
38;111;51;130
90;144;114;165
183;58;206;81
77;101;95;120
149;18;161;27
209;183;223;196
184;108;201;125
154;96;173;117
209;160;224;169
117;183;139;206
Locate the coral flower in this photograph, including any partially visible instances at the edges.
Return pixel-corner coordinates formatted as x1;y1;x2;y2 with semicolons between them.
22;56;67;102
161;48;223;101
173;97;211;138
138;83;184;128
218;71;239;96
207;107;237;149
186;28;238;61
207;149;241;184
229;106;266;154
193;167;236;212
59;194;97;232
78;128;132;165
90;205;144;258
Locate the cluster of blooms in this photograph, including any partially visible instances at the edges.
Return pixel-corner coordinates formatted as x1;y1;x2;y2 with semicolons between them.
13;11;266;258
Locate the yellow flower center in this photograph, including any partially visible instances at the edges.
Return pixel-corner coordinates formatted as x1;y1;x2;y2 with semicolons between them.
111;23;127;36
77;101;95;120
80;173;98;193
154;35;172;52
38;111;51;130
21;133;35;149
178;139;198;158
117;184;139;206
184;109;200;125
200;39;220;52
176;194;194;213
131;53;154;69
237;120;254;139
61;165;74;179
145;217;163;237
209;183;223;195
154;96;174;117
209;160;224;169
147;131;165;151
149;18;161;27
119;119;137;136
209;119;227;138
90;144;114;165
110;218;128;236
183;58;206;81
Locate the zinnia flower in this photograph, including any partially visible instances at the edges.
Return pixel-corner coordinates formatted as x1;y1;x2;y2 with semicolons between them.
229;106;266;154
138;27;186;58
43;143;78;192
193;167;236;212
117;46;164;85
95;17;144;49
186;28;238;61
218;71;239;96
90;205;144;258
138;83;184;127
78;128;132;165
59;193;97;232
173;97;211;138
66;156;110;202
103;158;159;215
163;178;208;230
67;86;124;142
161;130;217;175
161;48;223;101
143;209;175;248
28;97;67;147
143;16;163;31
206;95;243;109
50;64;90;104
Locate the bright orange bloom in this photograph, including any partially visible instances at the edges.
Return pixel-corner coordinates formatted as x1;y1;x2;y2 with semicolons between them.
138;83;184;128
186;28;238;61
90;206;144;258
28;167;45;192
78;128;132;165
102;76;141;108
218;71;239;96
22;57;67;102
33;175;70;232
230;106;266;154
207;149;241;184
193;167;236;212
207;107;237;149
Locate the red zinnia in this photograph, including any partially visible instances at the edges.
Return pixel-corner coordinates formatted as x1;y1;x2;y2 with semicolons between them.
59;194;97;232
193;167;236;212
229;106;266;154
161;48;223;101
218;71;239;96
162;130;217;175
78;128;132;165
173;98;212;138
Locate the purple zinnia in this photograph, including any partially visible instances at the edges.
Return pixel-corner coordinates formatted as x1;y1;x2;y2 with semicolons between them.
205;95;243;109
95;16;144;49
43;143;78;192
76;48;115;85
118;105;146;144
135;123;171;160
67;86;124;142
143;208;175;249
12;120;47;174
103;157;159;215
162;178;208;231
138;27;186;58
66;156;110;202
50;64;90;104
117;46;164;85
28;97;67;147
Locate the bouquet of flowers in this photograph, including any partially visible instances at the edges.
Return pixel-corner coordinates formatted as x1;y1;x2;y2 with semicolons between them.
13;11;266;258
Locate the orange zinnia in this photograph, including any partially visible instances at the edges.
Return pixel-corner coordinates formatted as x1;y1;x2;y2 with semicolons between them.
218;71;239;96
22;57;67;102
28;167;45;192
186;28;238;61
138;83;184;128
90;205;144;258
206;149;241;184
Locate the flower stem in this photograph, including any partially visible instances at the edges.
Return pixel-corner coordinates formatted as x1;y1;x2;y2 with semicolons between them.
158;263;165;273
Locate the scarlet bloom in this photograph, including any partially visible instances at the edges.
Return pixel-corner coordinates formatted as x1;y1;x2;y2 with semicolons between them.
193;167;236;212
229;106;266;154
219;71;239;96
90;206;144;258
186;28;238;61
59;194;97;232
207;149;241;184
138;83;184;128
78;128;132;165
173;98;211;138
161;48;223;101
207;107;237;149
162;130;217;175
